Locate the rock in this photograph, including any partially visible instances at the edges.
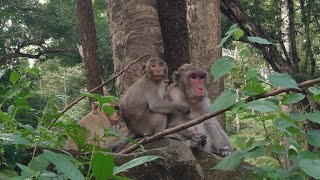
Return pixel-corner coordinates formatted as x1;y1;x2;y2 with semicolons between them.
113;138;249;180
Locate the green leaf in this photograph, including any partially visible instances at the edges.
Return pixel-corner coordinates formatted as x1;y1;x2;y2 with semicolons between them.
304;111;320;124
239;48;249;57
102;104;115;117
28;154;50;172
0;111;13;123
245;100;279;113
268;72;299;89
16;163;36;177
0;133;29;145
91;152;114;180
247;36;273;45
211;90;237;112
43;150;85;180
299;159;320;179
114;156;160;175
0;69;5;79
242;80;267;96
10;71;20;85
233;28;244;40
211;57;234;81
306;130;320;147
218;24;239;47
308;87;320;95
281;93;305;105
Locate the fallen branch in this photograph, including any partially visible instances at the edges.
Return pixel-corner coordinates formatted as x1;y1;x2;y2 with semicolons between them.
52;54;150;123
120;78;320;154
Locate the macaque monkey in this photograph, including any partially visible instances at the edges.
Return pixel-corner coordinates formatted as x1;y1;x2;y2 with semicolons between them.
64;101;120;150
120;56;190;137
166;64;233;156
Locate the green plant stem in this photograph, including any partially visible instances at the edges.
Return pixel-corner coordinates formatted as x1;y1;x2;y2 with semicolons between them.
87;145;96;180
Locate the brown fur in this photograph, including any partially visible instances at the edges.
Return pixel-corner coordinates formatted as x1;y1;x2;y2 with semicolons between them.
120;57;190;137
166;64;233;156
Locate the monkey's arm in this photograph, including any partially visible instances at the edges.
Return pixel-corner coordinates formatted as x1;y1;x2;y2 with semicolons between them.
147;95;189;114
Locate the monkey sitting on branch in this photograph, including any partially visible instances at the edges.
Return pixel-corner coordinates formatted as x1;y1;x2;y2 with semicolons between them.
64;101;120;150
166;64;234;156
120;56;190;138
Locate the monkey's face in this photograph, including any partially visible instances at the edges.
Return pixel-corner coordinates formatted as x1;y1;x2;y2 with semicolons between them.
185;71;208;102
147;60;167;81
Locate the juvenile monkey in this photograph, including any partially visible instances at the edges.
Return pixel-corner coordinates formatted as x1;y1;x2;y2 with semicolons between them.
166;64;233;156
64;102;120;150
120;56;190;137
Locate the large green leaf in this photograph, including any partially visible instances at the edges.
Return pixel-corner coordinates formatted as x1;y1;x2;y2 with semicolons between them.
247;36;273;45
114;156;160;175
211;57;234;81
16;163;36;178
0;133;29;145
299;159;320;179
308;87;320;95
218;24;239;47
281;93;305;105
10;71;20;85
211;90;237;113
306;130;320;147
43;150;85;180
304;111;320;124
268;72;299;89
91;152;114;180
28;154;50;172
101;104;115;117
245;100;279;113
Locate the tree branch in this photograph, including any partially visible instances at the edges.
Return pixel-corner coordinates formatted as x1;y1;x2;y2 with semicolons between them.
52;54;150;123
120;78;320;154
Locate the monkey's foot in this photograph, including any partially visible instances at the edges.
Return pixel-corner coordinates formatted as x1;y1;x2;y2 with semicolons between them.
190;134;207;149
212;146;233;157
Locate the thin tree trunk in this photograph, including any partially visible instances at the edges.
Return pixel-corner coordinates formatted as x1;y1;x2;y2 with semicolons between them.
287;0;300;73
107;0;163;96
76;0;103;98
187;0;226;130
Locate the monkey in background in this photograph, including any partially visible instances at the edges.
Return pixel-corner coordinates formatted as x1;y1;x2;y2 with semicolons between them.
120;56;190;138
64;101;120;150
166;64;233;156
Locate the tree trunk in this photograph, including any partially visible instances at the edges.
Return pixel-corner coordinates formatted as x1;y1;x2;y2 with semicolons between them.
107;0;163;96
76;0;103;97
187;0;226;130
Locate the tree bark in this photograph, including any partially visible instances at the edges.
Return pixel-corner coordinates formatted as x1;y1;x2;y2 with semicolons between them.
76;0;103;97
221;0;296;75
187;0;226;130
107;0;163;96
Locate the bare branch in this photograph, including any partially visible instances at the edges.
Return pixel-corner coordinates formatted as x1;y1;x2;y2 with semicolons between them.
52;53;150;123
120;78;320;154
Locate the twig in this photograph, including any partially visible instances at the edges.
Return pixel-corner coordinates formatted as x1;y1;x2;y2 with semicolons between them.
120;78;320;154
52;54;150;123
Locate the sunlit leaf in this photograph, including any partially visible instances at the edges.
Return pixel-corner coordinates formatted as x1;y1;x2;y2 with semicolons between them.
233;28;244;40
10;71;20;85
211;57;234;81
102;104;115;117
0;133;29;145
211;90;237;112
91;152;114;180
245;100;279;113
268;72;299;89
247;36;273;45
308;87;320;95
114;156;160;175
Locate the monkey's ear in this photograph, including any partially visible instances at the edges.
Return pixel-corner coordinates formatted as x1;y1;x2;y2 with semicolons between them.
139;63;146;75
172;71;180;83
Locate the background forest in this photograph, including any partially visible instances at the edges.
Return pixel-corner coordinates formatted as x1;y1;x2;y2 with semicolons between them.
1;0;320;179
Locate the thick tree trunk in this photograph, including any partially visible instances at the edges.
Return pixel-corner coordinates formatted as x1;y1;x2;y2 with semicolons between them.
157;0;190;78
76;0;103;96
187;0;226;130
107;0;163;96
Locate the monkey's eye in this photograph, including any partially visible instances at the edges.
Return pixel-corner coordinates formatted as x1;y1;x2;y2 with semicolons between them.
199;74;206;79
151;64;157;68
159;62;164;67
190;74;197;79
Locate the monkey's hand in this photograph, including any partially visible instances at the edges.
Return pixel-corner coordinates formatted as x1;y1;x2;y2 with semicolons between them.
212;146;233;157
177;105;190;115
190;134;207;150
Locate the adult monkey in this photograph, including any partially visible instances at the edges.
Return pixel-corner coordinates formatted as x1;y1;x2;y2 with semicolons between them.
120;56;190;137
166;64;233;156
64;101;120;150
